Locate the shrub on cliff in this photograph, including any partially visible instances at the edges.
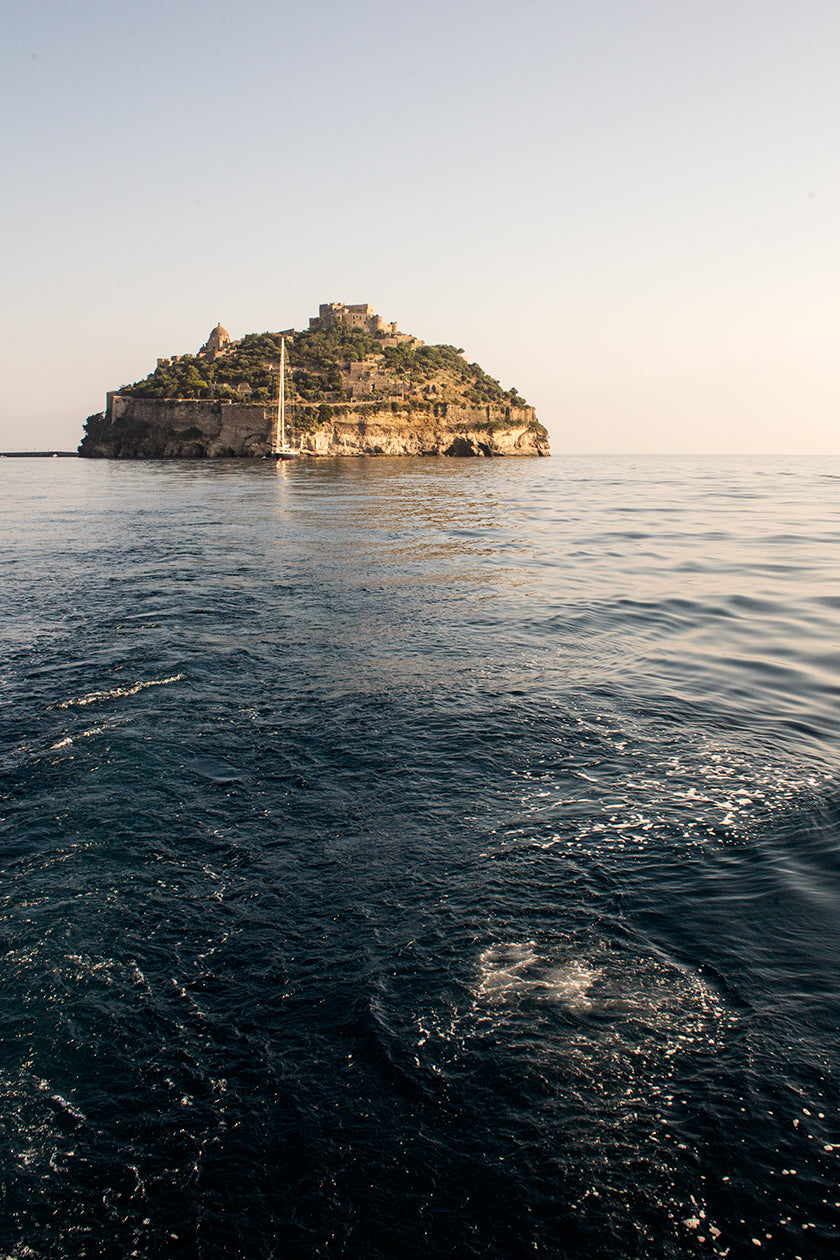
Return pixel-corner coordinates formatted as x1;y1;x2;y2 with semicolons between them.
121;356;211;400
78;412;108;455
380;343;528;407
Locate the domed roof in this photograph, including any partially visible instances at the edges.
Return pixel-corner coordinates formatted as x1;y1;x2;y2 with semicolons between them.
199;323;231;356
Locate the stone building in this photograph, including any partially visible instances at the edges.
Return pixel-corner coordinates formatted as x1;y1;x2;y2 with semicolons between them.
198;323;231;359
344;360;412;401
308;302;401;337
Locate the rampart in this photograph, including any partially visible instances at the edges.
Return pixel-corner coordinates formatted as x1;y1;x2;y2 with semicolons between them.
84;397;548;459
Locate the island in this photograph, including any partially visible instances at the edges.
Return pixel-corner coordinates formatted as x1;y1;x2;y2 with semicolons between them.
78;303;550;459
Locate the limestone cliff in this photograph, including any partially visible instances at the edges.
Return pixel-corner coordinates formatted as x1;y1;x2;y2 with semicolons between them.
79;306;550;459
80;397;547;458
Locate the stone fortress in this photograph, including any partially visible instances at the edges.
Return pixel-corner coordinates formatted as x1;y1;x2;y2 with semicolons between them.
156;305;423;401
157;304;416;373
307;302;418;349
84;302;549;460
156;304;418;372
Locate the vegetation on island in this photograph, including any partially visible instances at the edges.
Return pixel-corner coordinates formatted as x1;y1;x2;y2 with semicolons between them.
115;320;532;412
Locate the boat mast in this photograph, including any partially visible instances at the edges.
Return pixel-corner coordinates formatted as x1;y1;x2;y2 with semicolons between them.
276;337;286;454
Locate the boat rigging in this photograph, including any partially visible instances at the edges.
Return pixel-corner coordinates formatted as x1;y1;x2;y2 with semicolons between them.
272;337;298;460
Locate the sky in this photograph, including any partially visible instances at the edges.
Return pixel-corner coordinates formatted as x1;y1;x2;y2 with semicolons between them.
1;0;838;453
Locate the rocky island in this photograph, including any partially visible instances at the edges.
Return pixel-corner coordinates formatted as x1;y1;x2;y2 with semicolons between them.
78;303;550;459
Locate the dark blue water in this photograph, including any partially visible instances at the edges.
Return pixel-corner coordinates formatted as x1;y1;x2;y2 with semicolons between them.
2;454;840;1258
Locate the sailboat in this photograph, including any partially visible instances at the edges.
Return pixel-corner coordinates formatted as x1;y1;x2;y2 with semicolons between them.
272;337;298;460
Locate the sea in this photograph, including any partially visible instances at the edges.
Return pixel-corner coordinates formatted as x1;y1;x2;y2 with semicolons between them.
1;453;839;1259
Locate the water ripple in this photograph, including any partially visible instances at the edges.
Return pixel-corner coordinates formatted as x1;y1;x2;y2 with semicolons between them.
1;455;840;1257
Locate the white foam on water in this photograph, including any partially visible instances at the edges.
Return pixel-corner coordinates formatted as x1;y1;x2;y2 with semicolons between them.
405;929;742;1253
58;674;183;709
471;938;731;1047
476;943;602;1014
469;937;737;1254
541;961;603;1011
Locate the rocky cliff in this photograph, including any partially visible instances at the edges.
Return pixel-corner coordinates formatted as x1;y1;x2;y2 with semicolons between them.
78;307;550;459
80;397;548;458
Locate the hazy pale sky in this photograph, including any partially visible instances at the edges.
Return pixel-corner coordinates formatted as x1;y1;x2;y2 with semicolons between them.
2;0;838;452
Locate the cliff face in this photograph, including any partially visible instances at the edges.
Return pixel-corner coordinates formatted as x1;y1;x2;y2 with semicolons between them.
80;397;549;459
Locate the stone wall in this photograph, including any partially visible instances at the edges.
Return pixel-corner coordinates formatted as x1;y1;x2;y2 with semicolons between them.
98;397;273;458
83;396;549;459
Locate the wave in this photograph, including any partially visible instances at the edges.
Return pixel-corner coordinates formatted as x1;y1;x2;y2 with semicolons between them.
57;674;184;709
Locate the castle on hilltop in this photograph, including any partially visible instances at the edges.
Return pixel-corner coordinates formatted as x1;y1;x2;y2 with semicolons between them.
154;305;418;371
308;302;417;346
309;302;397;335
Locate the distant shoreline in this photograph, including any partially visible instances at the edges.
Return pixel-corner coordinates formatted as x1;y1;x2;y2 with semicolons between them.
0;451;78;458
